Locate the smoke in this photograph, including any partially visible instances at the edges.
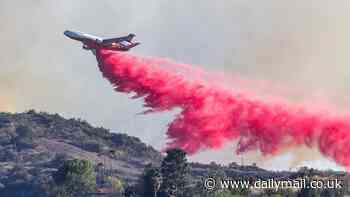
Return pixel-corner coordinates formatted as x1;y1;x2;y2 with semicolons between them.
96;48;350;168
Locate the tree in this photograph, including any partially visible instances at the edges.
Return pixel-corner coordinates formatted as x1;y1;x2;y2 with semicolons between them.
14;125;35;150
124;185;137;197
297;179;320;197
50;159;96;197
142;164;162;197
159;148;190;197
320;187;344;197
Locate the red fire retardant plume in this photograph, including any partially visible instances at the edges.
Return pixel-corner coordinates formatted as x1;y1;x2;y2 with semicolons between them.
96;49;350;168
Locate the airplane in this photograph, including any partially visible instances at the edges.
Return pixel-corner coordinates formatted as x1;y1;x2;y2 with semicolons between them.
64;30;140;54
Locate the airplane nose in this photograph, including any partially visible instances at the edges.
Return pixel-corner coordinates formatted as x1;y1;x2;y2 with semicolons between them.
64;30;77;39
64;30;71;37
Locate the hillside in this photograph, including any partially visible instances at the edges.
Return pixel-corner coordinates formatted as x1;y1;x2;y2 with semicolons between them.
0;110;349;197
0;110;162;196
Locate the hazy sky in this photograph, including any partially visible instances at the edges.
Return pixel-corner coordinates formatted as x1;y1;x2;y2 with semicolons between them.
1;0;350;170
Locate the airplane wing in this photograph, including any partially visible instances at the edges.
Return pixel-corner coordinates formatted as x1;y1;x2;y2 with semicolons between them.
102;37;127;44
102;34;135;44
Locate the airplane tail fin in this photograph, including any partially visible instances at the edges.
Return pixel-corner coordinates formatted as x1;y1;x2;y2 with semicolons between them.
127;34;136;41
